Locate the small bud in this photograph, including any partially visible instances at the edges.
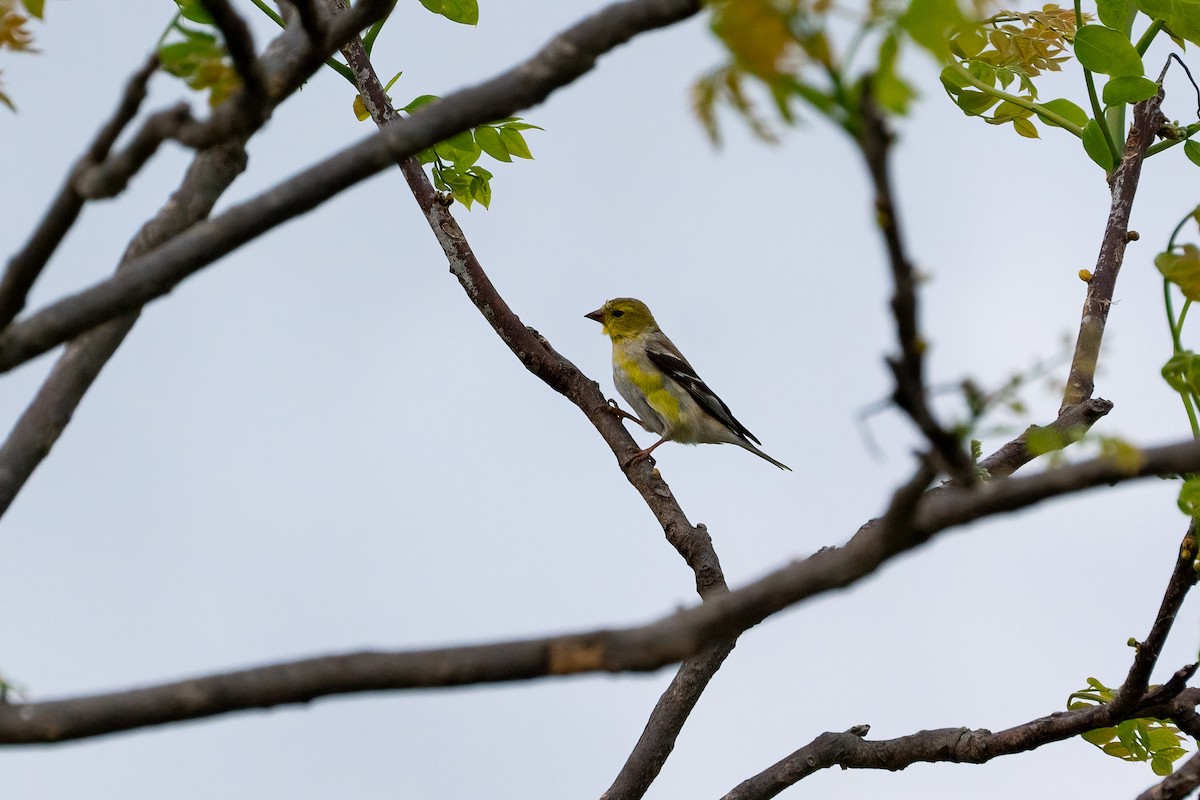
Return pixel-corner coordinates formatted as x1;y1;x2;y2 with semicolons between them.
1079;269;1094;282
1127;230;1140;241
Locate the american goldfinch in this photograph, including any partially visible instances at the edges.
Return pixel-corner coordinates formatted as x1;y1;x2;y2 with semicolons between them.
586;298;791;471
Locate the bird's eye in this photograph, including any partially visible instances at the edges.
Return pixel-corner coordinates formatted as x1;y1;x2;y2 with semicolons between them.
611;309;624;318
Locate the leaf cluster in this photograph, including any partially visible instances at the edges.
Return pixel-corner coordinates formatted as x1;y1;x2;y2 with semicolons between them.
158;1;241;107
399;95;539;209
694;0;917;142
1069;677;1189;775
0;0;44;111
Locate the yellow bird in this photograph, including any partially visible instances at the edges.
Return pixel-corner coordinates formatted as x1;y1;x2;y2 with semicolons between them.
586;298;790;470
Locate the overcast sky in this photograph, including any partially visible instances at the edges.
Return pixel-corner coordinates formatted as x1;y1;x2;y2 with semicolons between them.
3;1;1200;798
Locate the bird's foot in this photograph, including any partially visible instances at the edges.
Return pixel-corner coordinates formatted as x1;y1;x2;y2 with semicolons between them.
607;399;644;427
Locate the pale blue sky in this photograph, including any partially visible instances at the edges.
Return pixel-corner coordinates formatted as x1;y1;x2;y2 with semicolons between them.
2;2;1198;798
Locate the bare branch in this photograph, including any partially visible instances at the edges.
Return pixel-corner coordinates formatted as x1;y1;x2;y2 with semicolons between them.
1061;90;1167;409
0;54;159;331
0;0;462;523
721;686;1200;800
75;103;199;199
0;0;702;375
1137;748;1200;800
857;84;972;481
3;435;1194;743
1114;522;1200;710
976;398;1114;480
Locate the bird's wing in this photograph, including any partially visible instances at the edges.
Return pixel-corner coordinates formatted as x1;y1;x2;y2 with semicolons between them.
645;339;762;445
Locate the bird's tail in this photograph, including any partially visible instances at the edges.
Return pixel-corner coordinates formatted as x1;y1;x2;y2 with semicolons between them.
739;439;791;471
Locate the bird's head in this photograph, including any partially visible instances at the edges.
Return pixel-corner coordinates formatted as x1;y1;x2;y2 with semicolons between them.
585;298;659;340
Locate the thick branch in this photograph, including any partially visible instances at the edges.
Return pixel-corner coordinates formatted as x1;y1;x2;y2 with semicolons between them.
0;0;703;375
1061;91;1167;409
3;437;1196;743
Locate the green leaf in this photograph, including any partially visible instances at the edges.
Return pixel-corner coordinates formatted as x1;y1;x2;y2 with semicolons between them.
497;121;542;131
21;0;44;19
1035;98;1089;129
174;0;214;25
1157;244;1200;300
1152;756;1175;776
1178;476;1200;517
1073;25;1145;77
1102;76;1159;105
402;94;440;113
955;90;997;116
1096;0;1131;29
1083;119;1116;171
418;0;479;25
1083;727;1119;745
498;127;533;159
1012;118;1039;138
1136;0;1200;47
1146;727;1182;750
939;65;970;94
1103;742;1133;758
473;125;511;162
898;0;966;59
1185;140;1200;168
382;71;403;92
992;100;1032;121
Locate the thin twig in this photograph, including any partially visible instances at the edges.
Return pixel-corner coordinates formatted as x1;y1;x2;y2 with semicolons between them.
0;54;159;331
857;83;972;482
200;0;266;102
1113;522;1200;711
975;397;1114;480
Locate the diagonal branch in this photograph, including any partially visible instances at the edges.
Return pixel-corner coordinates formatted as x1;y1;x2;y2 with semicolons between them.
1113;521;1200;711
0;1;398;522
0;54;159;331
3;434;1196;743
331;15;733;798
0;0;699;525
0;0;704;376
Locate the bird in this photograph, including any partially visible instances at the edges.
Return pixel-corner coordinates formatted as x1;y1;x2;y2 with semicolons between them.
585;297;790;471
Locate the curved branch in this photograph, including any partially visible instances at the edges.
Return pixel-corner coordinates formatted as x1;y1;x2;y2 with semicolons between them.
721;687;1200;800
3;437;1198;743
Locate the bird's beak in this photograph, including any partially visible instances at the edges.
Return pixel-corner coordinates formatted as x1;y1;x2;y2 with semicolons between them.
585;307;604;323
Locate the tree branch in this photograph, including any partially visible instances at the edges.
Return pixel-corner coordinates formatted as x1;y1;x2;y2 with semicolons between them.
721;685;1200;800
976;398;1114;480
0;1;398;520
0;54;159;331
1061;90;1167;409
3;434;1194;743
331;16;733;798
857;84;972;481
0;0;703;375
